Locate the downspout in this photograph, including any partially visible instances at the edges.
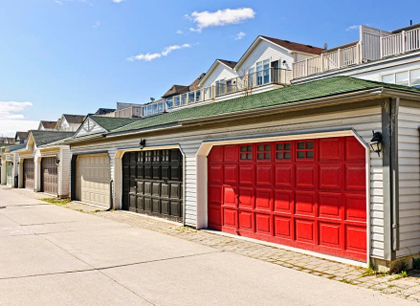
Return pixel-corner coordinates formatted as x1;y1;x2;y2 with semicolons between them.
179;146;186;226
107;179;114;211
391;97;400;253
382;97;400;261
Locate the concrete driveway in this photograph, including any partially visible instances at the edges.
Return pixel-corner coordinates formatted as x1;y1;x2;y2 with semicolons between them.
0;187;415;306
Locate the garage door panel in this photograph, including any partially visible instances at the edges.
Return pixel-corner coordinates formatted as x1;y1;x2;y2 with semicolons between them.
318;192;341;220
255;188;272;211
239;211;253;231
295;191;316;216
319;222;341;249
256;165;273;186
238;187;254;208
274;165;293;188
255;213;272;235
319;164;342;190
208;136;367;262
224;164;238;184
209;165;223;184
274;216;293;239
345;194;367;222
346;225;367;253
239;164;254;185
41;157;58;195
295;219;315;244
295;165;316;189
274;190;293;213
345;164;366;191
223;208;238;228
319;138;342;161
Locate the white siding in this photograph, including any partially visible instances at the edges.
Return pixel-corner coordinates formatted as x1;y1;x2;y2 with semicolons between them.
201;62;238;88
397;105;420;258
70;106;384;259
236;40;294;72
74;118;106;138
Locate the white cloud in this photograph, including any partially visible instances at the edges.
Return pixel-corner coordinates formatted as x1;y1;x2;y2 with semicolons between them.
234;31;246;40
187;8;255;32
346;25;359;31
0;101;38;137
112;0;125;2
176;30;184;34
127;43;191;62
92;20;101;28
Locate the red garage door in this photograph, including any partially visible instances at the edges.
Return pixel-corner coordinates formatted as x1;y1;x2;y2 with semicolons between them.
208;136;367;261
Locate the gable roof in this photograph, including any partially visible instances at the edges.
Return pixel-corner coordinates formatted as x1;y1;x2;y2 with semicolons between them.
40;121;57;129
162;85;189;98
30;130;74;147
15;131;29;140
89;116;140;132
110;76;420;135
261;36;324;55
235;35;324;70
218;59;237;69
199;59;238;86
95;108;116;115
62;114;85;124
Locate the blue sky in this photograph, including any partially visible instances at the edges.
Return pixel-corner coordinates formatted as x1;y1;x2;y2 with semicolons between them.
0;0;419;136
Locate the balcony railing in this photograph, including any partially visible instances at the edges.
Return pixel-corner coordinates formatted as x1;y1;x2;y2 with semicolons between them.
165;68;292;111
293;25;420;79
111;68;291;119
293;43;360;79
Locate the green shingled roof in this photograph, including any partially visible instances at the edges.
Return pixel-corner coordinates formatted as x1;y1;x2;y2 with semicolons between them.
90;116;140;131
31;130;74;146
110;76;420;134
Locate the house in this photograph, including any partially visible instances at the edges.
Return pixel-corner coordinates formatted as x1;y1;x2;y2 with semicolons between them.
55;114;85;132
38;121;57;131
15;130;74;196
14;131;29;144
94;108;116;116
0;137;16;144
292;23;420;87
0;144;26;187
62;75;420;272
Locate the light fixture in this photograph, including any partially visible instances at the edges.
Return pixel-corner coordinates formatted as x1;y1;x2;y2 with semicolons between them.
369;130;383;157
55;158;60;165
139;139;146;150
282;60;287;65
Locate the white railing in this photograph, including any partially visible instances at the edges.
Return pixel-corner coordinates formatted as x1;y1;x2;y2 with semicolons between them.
293;25;420;79
382;27;420;57
166;68;291;111
113;106;143;118
293;44;359;78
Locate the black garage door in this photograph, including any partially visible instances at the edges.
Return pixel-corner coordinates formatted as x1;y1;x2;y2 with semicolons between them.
122;149;183;222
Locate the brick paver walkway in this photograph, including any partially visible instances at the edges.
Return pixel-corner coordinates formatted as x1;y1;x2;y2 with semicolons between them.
58;201;420;302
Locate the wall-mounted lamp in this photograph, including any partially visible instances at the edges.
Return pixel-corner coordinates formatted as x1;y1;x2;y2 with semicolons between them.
282;60;287;66
369;130;383;157
139;139;146;150
55;158;60;166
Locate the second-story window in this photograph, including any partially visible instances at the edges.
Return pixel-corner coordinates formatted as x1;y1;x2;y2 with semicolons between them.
256;59;270;85
382;68;420;88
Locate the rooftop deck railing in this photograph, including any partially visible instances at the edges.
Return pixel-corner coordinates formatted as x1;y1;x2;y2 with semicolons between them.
293;25;420;79
111;68;291;119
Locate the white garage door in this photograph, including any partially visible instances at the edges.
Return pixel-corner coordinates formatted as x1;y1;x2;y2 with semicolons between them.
76;154;110;207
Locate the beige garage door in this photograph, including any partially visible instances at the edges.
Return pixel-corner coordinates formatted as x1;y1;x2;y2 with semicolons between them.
76;154;110;207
